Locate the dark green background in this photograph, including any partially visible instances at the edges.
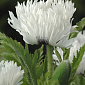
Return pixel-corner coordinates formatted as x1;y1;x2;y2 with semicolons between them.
0;0;85;52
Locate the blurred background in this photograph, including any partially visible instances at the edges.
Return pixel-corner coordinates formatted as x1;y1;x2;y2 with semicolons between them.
0;0;85;53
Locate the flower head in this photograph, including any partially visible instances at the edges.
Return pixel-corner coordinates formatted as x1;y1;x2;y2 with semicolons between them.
0;60;24;85
8;0;76;47
69;31;85;74
53;31;85;74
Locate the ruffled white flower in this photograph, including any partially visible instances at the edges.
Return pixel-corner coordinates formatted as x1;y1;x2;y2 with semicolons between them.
0;60;24;85
69;31;85;74
53;31;85;74
69;31;85;62
8;0;76;47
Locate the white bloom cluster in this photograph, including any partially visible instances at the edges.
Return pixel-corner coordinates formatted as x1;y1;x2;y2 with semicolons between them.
0;60;24;85
8;0;76;47
53;31;85;74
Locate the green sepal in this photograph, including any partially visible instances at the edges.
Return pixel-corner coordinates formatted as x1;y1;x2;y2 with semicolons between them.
52;60;71;85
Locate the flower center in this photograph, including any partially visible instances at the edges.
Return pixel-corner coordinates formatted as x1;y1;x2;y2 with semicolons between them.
38;39;49;45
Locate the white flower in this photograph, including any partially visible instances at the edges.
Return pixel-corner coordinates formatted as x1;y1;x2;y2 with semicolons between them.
8;0;76;47
69;31;85;62
69;31;85;74
0;60;24;85
53;31;85;74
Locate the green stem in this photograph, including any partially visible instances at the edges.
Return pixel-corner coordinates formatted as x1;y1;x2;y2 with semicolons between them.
47;45;52;79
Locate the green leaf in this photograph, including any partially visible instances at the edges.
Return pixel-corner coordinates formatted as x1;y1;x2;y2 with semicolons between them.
69;32;78;39
69;18;85;39
71;44;85;74
75;17;85;31
1;52;21;65
69;75;85;85
69;44;85;84
35;64;44;79
24;44;44;85
0;45;6;54
37;72;59;85
63;48;70;60
24;43;32;69
54;47;62;62
76;18;85;28
0;32;45;85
